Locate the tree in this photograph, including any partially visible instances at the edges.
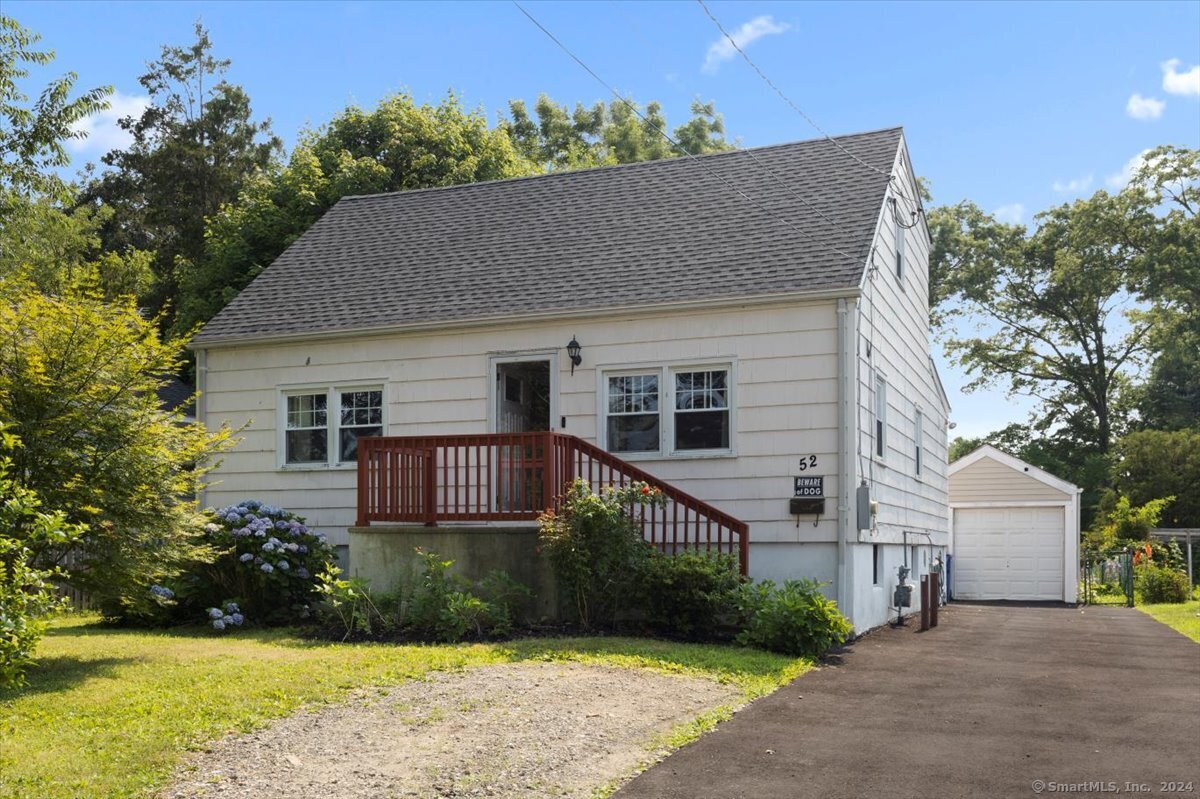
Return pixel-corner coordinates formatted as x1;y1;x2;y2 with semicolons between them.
501;94;729;171
0;426;84;688
80;21;280;323
930;191;1155;456
0;279;233;620
0;15;110;201
174;91;531;334
0;194;152;300
1110;428;1200;529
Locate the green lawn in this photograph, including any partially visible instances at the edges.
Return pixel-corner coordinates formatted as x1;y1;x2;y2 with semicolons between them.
1137;587;1200;643
0;616;809;799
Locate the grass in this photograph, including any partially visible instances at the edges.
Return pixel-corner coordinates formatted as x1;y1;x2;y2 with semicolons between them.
0;616;809;799
1136;585;1200;643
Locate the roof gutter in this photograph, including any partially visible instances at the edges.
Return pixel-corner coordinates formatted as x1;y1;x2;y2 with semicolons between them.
188;285;863;351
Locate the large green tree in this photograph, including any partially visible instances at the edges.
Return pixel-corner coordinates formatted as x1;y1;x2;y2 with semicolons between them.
80;21;280;323
0;280;233;620
173;91;531;334
500;94;729;171
1110;428;1200;529
0;15;109;201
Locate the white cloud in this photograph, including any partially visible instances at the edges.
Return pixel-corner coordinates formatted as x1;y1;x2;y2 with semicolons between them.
1125;93;1165;120
1052;175;1093;193
1161;58;1200;96
702;15;790;75
992;203;1025;224
68;90;150;154
1106;148;1156;189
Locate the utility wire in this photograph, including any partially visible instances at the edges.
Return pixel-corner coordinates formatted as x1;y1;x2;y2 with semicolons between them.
511;0;860;263
695;0;922;211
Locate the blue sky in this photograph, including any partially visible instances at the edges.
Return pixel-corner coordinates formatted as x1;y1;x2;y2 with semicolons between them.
9;0;1200;437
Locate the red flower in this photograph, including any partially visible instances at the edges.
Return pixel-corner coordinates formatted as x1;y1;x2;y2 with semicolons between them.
641;485;651;495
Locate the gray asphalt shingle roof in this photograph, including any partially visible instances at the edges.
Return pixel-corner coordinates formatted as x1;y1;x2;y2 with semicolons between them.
193;127;902;345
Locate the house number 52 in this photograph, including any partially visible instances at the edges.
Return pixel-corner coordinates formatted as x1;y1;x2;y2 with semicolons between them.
798;455;818;471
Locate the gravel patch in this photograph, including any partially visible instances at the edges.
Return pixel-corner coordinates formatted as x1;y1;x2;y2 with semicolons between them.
163;662;743;799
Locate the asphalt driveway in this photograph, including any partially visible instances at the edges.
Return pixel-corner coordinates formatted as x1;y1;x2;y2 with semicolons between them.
616;603;1200;799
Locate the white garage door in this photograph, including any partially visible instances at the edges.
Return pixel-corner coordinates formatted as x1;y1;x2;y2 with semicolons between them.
954;507;1065;601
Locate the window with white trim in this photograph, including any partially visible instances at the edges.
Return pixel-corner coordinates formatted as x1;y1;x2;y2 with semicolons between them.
602;364;733;456
606;373;660;453
914;408;924;476
281;386;383;466
874;375;887;459
674;369;730;451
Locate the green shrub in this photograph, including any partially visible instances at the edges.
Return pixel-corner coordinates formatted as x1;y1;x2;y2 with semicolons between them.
314;549;528;643
0;429;85;688
538;479;666;630
735;578;853;658
158;500;337;628
1137;564;1191;604
638;550;744;639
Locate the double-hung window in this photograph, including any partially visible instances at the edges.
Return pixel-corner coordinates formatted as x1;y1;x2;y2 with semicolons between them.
893;197;906;281
282;386;384;467
914;408;924;476
603;364;733;457
606;373;660;453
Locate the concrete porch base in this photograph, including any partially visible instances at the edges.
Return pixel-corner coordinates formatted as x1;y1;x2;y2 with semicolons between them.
348;524;560;621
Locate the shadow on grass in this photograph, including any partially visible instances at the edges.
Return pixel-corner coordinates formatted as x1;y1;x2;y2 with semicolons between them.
1;655;135;699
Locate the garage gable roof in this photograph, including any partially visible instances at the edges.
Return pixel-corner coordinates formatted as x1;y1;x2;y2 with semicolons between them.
949;445;1081;496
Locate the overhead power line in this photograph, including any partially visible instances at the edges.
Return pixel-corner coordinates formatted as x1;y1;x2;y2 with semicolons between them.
510;0;860;263
694;0;922;212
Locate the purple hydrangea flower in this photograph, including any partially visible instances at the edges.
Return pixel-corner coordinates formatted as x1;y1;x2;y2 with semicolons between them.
150;585;174;599
277;560;290;571
296;567;310;580
229;613;244;625
212;618;226;631
223;602;240;614
260;563;274;573
239;552;254;562
208;607;224;620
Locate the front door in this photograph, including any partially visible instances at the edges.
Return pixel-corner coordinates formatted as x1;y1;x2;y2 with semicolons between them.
492;358;554;512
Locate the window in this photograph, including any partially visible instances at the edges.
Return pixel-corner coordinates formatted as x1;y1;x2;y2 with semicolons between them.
893;198;906;281
674;369;730;451
337;388;383;462
285;393;328;464
874;375;887;459
602;364;733;456
873;544;882;586
607;373;660;453
281;385;383;467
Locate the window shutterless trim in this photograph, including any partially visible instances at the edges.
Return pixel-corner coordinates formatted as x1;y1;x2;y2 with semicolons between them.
276;380;387;470
597;359;737;459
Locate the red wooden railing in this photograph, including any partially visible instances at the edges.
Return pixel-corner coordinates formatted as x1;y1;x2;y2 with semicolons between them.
356;432;749;575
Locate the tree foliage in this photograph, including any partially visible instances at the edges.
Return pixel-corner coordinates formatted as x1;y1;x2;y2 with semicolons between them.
80;21;280;323
0;15;110;201
500;94;729;171
0;426;85;688
174;91;532;334
0;280;234;620
1110;428;1200;529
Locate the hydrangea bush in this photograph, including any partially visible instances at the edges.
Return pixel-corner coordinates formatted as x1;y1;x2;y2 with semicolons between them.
189;500;336;625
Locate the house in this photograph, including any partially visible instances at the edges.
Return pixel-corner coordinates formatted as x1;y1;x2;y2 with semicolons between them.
191;127;950;631
948;446;1082;603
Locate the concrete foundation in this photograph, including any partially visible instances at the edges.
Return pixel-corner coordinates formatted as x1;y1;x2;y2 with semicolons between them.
348;524;560;621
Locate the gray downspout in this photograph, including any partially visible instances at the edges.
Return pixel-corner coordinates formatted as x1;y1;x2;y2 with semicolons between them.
836;298;858;621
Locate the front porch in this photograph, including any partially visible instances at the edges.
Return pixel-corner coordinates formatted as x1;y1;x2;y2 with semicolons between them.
354;432;749;575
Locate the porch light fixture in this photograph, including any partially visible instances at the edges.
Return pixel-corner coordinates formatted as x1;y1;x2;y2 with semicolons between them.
566;335;582;374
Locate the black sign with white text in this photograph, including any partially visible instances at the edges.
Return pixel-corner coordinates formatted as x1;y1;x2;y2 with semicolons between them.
793;476;824;497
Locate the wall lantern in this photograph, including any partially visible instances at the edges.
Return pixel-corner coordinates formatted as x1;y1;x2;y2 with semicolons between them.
566;335;582;374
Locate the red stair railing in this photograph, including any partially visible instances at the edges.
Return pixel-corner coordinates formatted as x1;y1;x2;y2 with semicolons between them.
356;432;749;575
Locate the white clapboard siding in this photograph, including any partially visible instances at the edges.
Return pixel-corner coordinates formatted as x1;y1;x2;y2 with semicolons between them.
201;301;844;552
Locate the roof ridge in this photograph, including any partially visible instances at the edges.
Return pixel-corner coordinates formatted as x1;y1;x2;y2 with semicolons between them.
337;126;903;203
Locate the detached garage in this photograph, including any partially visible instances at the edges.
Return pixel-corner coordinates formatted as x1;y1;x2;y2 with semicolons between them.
949;446;1082;603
